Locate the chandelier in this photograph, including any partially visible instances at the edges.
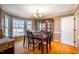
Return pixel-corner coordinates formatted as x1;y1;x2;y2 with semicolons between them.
33;9;42;18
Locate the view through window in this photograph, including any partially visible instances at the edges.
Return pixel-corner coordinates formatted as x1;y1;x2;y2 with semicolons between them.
2;15;9;37
13;19;24;37
2;15;33;37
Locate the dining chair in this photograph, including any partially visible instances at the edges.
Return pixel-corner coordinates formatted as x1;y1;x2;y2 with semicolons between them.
23;30;28;47
26;30;40;51
41;32;53;53
23;34;26;47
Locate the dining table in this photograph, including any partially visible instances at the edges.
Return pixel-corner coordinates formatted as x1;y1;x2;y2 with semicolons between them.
32;32;46;54
24;31;50;54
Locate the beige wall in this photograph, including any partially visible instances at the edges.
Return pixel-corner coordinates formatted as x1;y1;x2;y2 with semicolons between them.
74;5;79;53
53;17;61;41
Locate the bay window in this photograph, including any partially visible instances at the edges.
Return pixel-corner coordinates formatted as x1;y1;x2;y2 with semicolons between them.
2;15;10;37
26;20;32;31
13;18;24;37
2;14;33;37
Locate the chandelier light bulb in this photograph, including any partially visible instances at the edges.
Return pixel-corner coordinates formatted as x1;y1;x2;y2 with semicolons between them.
39;14;42;17
34;14;37;17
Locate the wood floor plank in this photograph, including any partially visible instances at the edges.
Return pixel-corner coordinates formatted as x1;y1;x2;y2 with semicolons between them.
14;40;77;54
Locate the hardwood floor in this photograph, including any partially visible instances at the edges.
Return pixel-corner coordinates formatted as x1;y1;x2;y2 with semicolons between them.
14;40;77;54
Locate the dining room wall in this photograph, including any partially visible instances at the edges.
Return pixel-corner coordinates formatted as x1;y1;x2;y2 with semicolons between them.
51;14;74;42
74;5;79;53
53;17;61;41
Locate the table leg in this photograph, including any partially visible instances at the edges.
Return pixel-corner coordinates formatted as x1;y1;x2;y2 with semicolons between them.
23;36;26;47
41;40;43;54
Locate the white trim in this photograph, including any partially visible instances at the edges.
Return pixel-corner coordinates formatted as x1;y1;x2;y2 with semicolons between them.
53;31;61;34
73;4;79;13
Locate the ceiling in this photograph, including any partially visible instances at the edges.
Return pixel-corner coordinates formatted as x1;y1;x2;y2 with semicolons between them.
0;4;77;19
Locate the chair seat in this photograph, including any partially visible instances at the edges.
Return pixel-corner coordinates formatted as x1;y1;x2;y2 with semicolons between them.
29;39;40;44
